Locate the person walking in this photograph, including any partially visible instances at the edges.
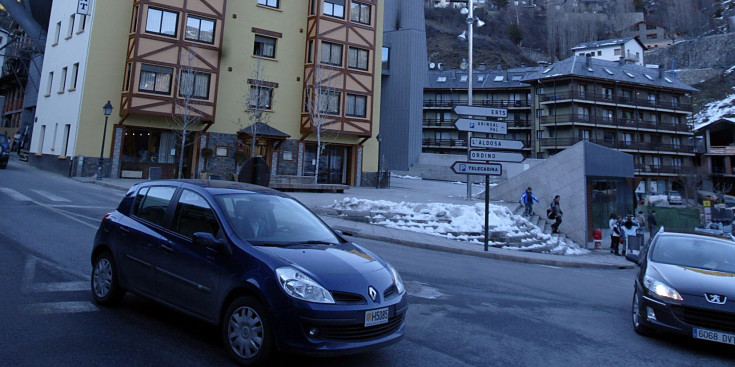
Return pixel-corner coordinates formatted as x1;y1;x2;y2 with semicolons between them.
647;210;658;234
620;216;639;256
550;195;563;233
636;211;647;229
519;187;540;217
609;213;621;254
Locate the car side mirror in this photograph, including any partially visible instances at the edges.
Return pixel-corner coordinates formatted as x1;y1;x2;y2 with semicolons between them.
625;252;640;264
193;232;230;254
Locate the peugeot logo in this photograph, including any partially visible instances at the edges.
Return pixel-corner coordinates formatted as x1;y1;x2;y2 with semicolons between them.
368;286;378;302
705;293;727;305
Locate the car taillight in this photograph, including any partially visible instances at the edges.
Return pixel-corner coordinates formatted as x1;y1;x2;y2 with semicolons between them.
101;213;112;224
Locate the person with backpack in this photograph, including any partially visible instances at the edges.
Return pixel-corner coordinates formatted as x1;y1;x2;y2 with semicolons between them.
550;195;563;233
519;187;540;217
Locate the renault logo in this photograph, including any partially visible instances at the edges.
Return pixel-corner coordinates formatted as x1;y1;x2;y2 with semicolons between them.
705;293;727;305
368;286;378;302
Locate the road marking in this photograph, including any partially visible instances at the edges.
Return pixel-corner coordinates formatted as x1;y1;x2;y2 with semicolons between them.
0;187;32;201
23;301;99;315
28;281;89;292
31;189;71;202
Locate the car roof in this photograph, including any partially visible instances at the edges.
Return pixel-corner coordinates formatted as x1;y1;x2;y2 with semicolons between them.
138;179;289;197
657;229;735;243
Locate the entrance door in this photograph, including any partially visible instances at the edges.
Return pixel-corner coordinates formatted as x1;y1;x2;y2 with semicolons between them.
304;144;350;184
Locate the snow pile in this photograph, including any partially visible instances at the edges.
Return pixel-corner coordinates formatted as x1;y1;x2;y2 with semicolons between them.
648;195;669;206
329;198;589;255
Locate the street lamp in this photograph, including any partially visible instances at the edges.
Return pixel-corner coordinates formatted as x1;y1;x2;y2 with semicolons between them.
376;133;383;189
457;0;484;200
97;101;114;180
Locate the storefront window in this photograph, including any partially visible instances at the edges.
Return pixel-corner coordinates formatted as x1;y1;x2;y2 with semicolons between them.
122;129;177;164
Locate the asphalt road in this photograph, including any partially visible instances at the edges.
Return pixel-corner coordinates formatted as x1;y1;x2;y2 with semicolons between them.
0;160;733;366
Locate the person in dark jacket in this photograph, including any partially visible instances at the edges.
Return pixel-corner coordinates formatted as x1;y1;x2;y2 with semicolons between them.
550;195;563;233
519;187;540;217
647;210;658;234
609;213;621;254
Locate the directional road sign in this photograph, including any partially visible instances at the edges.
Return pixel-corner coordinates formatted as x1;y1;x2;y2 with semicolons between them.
450;161;502;176
453;105;508;118
454;118;508;134
470;137;525;150
469;150;525;163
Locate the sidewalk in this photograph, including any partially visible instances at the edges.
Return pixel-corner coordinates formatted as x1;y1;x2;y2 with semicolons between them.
75;176;634;269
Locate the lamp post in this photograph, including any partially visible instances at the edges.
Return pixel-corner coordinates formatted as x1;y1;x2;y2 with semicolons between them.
458;0;483;200
376;133;383;189
97;101;114;180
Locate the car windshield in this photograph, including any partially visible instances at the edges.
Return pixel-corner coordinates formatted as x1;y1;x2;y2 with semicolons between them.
0;135;8;144
215;193;340;246
650;235;735;273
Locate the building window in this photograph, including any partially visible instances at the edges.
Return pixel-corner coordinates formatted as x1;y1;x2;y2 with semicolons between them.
54;21;61;44
673;157;682;168
318;90;341;115
185;16;215;44
382;47;389;70
46;72;54;95
321;42;343;66
310;0;317;15
672;137;681;149
139;64;173;94
258;0;279;8
67;14;75;38
307;40;314;63
345;94;367;117
59;67;67;92
70;63;79;90
124;63;133;91
350;2;371;24
249;85;273;109
348;47;369;70
614;48;621;56
254;35;276;58
597;50;601;56
145;7;178;37
77;15;87;33
324;0;345;18
179;71;211;100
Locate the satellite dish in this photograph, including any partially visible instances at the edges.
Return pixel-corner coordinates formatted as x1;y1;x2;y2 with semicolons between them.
429;62;436;69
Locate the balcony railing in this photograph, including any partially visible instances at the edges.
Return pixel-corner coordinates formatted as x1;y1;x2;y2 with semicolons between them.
539;114;692;133
634;164;696;175
538;137;694;153
708;146;735;155
423;99;531;108
538;91;692;111
422;138;468;147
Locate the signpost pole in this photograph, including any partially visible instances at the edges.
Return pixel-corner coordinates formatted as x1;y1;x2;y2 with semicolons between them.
465;0;474;201
484;174;489;251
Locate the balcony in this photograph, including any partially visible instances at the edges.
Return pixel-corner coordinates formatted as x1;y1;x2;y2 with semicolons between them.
538;137;694;154
538;91;692;111
634;164;696;175
422;138;467;148
423;99;531;108
422;119;532;129
539;114;692;133
708;146;735;155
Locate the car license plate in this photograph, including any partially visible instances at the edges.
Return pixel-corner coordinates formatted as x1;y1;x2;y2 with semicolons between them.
364;307;389;327
693;328;735;345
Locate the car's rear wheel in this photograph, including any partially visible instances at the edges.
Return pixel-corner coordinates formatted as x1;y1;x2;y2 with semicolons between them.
632;288;653;336
91;251;125;306
222;296;273;367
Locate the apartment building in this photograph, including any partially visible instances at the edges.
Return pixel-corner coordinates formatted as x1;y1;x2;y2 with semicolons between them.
570;37;646;66
31;0;383;186
693;118;735;191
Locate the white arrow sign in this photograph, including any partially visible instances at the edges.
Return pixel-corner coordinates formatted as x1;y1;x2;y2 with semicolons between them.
470;138;525;150
450;161;502;176
454;119;508;134
454;105;508;118
469;150;525;163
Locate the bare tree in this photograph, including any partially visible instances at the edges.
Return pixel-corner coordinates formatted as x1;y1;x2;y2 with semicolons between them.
170;46;206;178
241;58;273;159
303;64;340;183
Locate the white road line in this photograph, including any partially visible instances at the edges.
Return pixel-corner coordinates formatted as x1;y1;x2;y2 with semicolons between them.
23;301;99;315
0;187;33;201
31;189;71;202
28;281;89;292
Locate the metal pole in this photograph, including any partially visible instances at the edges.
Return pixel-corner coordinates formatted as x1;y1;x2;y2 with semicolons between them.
465;0;474;201
484;174;489;251
377;139;382;189
96;115;109;180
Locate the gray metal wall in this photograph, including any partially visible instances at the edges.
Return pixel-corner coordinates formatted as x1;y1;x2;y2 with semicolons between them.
380;0;427;171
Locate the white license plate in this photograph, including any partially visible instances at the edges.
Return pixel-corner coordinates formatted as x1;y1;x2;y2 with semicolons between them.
692;327;735;345
364;307;389;327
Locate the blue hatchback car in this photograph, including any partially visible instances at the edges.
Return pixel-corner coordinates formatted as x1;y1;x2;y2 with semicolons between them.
91;180;407;366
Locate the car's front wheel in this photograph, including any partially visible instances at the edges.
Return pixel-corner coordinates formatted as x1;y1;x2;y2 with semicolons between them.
632;288;654;336
91;251;125;306
222;296;273;366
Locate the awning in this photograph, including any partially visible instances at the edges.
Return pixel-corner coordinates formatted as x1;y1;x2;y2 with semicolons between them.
238;122;290;138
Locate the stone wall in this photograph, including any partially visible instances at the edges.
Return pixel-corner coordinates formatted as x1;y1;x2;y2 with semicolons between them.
202;132;238;179
645;33;735;71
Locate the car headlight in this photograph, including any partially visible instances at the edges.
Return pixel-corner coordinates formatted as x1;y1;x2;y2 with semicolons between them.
643;275;683;301
387;263;405;294
276;267;335;304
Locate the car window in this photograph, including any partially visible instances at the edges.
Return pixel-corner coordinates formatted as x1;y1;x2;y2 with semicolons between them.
0;135;8;144
651;236;735;273
172;189;220;239
216;193;339;244
134;186;176;227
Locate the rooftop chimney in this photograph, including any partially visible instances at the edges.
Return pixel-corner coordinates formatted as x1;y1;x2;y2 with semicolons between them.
659;65;664;78
619;57;625;66
585;54;591;67
478;63;487;71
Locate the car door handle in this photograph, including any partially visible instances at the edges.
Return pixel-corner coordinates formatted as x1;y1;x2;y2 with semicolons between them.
160;243;174;253
120;226;130;233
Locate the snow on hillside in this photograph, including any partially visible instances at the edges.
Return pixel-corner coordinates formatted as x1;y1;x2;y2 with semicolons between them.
694;65;735;129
